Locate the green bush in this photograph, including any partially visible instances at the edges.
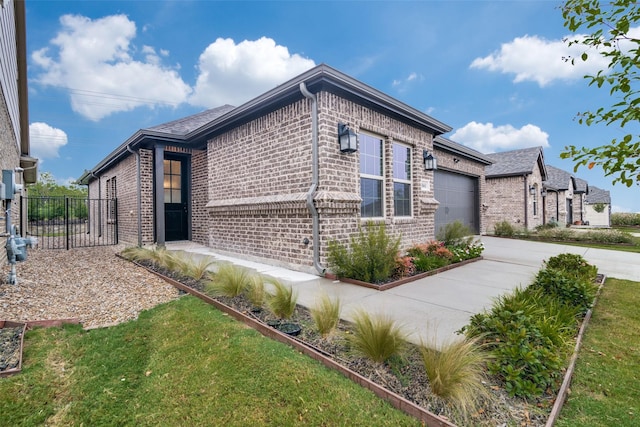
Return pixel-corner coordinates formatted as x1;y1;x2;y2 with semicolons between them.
463;285;579;398
413;252;451;272
611;212;640;226
544;253;597;281
579;229;634;244
448;242;484;262
436;220;473;247
327;223;400;284
531;269;597;315
493;220;515;237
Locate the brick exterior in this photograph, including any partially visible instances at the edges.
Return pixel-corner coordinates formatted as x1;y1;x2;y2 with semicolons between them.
545;184;574;225
484;166;546;232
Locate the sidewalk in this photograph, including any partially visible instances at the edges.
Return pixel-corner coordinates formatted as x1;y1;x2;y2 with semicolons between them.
166;236;639;348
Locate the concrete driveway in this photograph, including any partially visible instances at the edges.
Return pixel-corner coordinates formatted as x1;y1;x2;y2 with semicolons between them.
167;236;640;348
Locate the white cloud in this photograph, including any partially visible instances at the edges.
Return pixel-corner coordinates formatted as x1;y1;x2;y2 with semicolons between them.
29;122;68;161
189;37;315;108
450;121;550;153
470;34;610;87
32;14;192;121
392;72;423;92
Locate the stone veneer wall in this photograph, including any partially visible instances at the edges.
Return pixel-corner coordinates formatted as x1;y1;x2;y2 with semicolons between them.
433;148;488;234
484;168;545;232
205;92;439;273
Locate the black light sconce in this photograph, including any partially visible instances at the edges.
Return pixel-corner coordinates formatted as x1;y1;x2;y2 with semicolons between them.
423;150;437;171
541;188;547;197
529;185;536;196
453;157;460;164
338;123;358;153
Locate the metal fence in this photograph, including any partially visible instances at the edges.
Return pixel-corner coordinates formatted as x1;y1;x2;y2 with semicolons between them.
20;196;118;250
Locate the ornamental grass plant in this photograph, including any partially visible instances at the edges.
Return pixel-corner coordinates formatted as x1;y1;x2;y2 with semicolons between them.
420;338;490;417
310;293;341;338
348;310;407;364
265;277;298;320
245;274;266;308
205;263;252;298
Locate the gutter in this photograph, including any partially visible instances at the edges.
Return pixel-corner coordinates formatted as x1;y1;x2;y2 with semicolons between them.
126;144;143;246
523;175;529;229
299;82;326;275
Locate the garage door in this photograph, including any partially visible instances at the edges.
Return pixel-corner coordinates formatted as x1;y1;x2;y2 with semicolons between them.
434;170;479;235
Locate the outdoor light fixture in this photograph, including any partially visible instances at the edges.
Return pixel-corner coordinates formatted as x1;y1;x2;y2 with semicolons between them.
423;150;437;171
338;123;358;153
529;185;536;196
541;189;547;197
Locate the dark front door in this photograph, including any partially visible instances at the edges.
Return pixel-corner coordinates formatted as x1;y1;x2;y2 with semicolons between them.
164;154;189;241
566;198;573;225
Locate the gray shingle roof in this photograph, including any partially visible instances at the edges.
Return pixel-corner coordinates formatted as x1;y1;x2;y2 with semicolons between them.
485;146;546;178
585;186;611;204
575;177;589;194
433;136;493;165
544;165;575;191
146;104;236;136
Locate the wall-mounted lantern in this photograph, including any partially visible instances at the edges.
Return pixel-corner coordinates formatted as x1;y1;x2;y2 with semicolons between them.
541;188;547;197
338;123;358;153
423;150;437;171
529;185;536;196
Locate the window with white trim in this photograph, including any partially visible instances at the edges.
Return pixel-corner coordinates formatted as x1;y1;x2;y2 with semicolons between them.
392;143;412;216
359;133;383;218
106;177;117;223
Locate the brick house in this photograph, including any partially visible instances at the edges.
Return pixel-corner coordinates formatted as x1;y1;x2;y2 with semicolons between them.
78;64;489;275
543;165;578;226
484;147;548;231
584;186;611;227
1;0;37;263
573;177;589;224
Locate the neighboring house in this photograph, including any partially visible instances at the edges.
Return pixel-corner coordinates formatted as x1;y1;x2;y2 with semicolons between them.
1;0;37;264
79;64;489;275
484;146;548;231
433;136;492;235
543;165;577;226
584;186;611;227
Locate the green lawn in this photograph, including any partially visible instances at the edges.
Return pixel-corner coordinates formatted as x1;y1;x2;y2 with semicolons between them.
556;278;640;426
0;296;420;426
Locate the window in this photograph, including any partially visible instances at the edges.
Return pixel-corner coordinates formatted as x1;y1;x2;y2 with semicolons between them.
106;177;117;223
393;143;412;216
359;134;383;217
163;159;182;203
532;185;538;216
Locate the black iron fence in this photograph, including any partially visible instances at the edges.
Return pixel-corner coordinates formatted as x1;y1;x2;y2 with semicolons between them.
20;197;118;250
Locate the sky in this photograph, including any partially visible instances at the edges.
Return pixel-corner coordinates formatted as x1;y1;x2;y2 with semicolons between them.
23;0;639;213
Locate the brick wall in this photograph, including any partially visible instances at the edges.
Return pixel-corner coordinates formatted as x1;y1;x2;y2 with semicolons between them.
484;167;545;232
204;92;440;273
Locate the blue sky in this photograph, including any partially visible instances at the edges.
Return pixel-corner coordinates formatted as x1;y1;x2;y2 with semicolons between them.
24;0;639;212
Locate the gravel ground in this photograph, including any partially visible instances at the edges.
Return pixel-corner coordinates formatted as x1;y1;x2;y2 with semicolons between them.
0;245;180;329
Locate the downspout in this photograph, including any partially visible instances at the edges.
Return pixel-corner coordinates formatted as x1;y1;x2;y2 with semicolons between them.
126;144;143;247
300;82;326;275
523;175;529;229
90;171;102;237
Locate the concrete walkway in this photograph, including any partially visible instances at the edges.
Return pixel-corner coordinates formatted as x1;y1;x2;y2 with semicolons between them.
166;236;639;348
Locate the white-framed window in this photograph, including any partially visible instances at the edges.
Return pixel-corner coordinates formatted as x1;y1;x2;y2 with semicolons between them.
106;177;117;223
359;133;384;218
392;143;412;217
532;184;538;216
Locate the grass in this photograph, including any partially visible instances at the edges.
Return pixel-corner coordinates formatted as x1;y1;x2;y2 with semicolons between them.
205;263;252;298
348;310;407;364
420;338;490;418
265;277;298;320
556;278;640;427
0;296;420;426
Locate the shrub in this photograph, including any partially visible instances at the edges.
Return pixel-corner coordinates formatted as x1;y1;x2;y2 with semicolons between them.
493;220;515;237
420;338;489;416
531;268;597;315
436;220;473;247
611;212;640;226
348;310;407;364
537;227;575;240
393;255;416;278
327;223;400;283
413;253;451;272
448;241;484;263
543;253;597;282
463;286;577;398
205;263;252;298
580;229;634;244
266;278;298;320
310;293;341;337
182;255;216;280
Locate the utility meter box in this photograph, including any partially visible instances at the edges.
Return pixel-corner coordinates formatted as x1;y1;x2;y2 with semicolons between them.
2;170;22;200
0;181;5;200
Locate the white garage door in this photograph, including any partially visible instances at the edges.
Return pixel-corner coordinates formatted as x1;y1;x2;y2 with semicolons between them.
434;170;479;235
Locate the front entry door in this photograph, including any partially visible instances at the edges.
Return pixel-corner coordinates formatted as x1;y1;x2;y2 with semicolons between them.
164;154;189;241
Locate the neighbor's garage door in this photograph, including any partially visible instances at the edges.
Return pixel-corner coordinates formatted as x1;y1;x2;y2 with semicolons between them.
434;170;479;235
